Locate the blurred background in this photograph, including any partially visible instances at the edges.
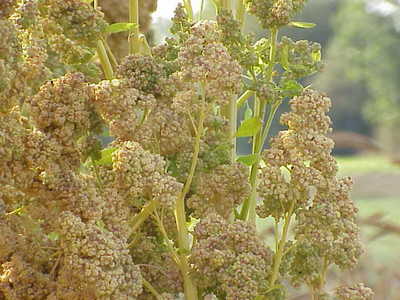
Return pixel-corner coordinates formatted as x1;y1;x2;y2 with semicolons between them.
105;0;400;298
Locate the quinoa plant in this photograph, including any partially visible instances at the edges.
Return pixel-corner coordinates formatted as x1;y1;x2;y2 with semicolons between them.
0;0;373;299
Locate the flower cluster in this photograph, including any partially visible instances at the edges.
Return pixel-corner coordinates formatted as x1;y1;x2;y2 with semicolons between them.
37;0;107;64
258;89;363;290
0;17;21;112
93;78;155;140
278;36;323;79
117;54;168;97
175;21;242;109
246;0;307;28
335;283;374;300
188;163;250;219
191;213;273;300
112;141;182;208
0;0;372;299
57;211;143;299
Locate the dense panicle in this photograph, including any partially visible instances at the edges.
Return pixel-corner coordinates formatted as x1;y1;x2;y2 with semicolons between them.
191;213;273;300
0;0;373;298
258;89;364;293
245;0;307;28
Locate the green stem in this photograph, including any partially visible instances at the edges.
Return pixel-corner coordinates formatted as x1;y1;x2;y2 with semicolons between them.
129;199;159;237
221;0;231;10
183;0;194;21
142;278;163;300
174;87;208;300
94;0;113;79
237;90;255;108
238;27;279;223
129;0;140;54
96;40;114;80
222;96;237;163
102;37;118;68
220;0;235;163
236;0;246;28
269;200;296;288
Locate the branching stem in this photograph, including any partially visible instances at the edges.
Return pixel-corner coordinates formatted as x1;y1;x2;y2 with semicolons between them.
269;199;296;287
239;27;279;223
174;85;209;300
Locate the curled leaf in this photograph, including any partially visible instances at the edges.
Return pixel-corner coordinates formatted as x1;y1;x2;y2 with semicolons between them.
289;21;316;29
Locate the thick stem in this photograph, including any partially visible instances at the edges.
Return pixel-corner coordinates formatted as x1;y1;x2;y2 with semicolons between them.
183;0;194;21
221;0;231;10
129;0;140;54
102;37;118;67
239;27;279;223
174;87;208;300
94;0;113;79
96;40;114;80
236;0;246;28
221;96;237;163
220;0;236;163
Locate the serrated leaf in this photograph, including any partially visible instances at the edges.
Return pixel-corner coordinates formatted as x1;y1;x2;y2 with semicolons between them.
289;21;316;29
244;102;253;120
93;147;118;166
237;154;259;166
236;117;262;137
48;232;59;241
106;23;137;34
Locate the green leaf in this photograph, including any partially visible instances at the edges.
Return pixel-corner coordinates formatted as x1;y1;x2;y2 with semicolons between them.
236;117;262;137
289;21;316;29
106;23;137;34
81;0;94;3
281;79;303;97
48;232;59;241
93;147;118;166
244;102;253;120
237;154;259;166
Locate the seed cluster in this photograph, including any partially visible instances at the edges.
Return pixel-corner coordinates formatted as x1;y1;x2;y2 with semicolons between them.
191;213;273;300
57;211;143;299
335;283;374;300
0;0;372;298
113;141;183;208
246;0;307;28
188;163;250;219
175;21;242;109
258;89;364;290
